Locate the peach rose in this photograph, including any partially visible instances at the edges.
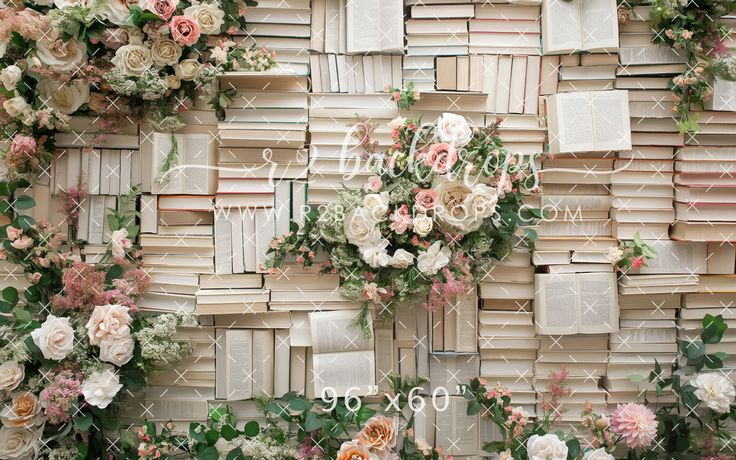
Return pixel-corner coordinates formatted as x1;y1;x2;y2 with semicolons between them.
5;226;21;241
0;392;42;428
85;304;132;346
424;143;457;174
10;236;33;250
0;363;24;392
356;415;397;453
336;441;375;460
414;189;437;212
170;15;201;45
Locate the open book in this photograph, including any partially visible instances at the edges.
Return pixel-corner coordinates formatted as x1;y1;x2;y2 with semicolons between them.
547;90;631;153
345;0;403;53
150;132;217;195
535;273;619;335
542;0;618;53
309;311;376;397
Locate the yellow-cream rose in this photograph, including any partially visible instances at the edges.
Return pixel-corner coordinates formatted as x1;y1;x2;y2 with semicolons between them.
0;426;41;460
151;39;182;67
111;44;153;77
183;3;225;34
0;363;24;392
174;58;201;81
2;97;30;119
37;79;90;114
96;0;132;25
35;31;87;71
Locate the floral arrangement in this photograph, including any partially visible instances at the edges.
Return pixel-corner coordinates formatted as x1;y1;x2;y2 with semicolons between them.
617;0;736;133
120;377;449;460
606;232;657;271
264;112;540;333
0;181;193;459
464;314;736;460
0;0;276;181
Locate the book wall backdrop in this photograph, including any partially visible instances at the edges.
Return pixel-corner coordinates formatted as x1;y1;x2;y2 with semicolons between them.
3;0;736;458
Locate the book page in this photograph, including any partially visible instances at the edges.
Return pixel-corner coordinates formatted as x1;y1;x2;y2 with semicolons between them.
591;90;632;152
435;396;479;456
578;273;618;334
252;330;274;396
345;0;380;53
324;0;340;53
542;0;582;53
552;92;595;153
535;274;578;335
227;330;253;400
581;0;618;51
182;134;211;194
312;351;375;397
379;0;403;52
455;289;478;353
309;311;374;353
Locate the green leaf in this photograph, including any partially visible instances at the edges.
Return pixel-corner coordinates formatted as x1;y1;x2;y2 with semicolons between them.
197;446;220;460
681;340;705;361
220;424;238;441
75;441;88;460
702;314;727;344
2;287;18;306
189;423;207;443
467;399;481;416
205;429;219;446
127;224;139;238
566;438;580;460
13;215;35;229
226;448;246;460
304;411;322;432
73;413;94;431
243;420;259;437
13;195;35;210
705;353;724;369
12;307;32;325
288;397;310;413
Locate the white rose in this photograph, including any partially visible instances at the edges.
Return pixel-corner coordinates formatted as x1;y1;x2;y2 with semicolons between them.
606;247;624;264
125;27;146;45
344;208;382;247
54;0;88;7
85;304;132;346
432;177;477;233
691;373;736;414
526;434;568;460
35;32;87;71
2;96;30;119
174;59;201;81
82;365;123;409
582;448;615;460
0;426;41;460
151;39;182;67
37;79;90;114
0;363;24;392
31;0;54;5
183;3;225;34
416;241;451;275
109;228;132;257
362;192;390;220
469;184;498;219
30;315;74;361
112;44;153;77
413;214;433;237
390;249;415;269
0;43;6;59
499;449;513;460
0;66;22;91
96;0;132;25
436;112;472;148
388;116;406;131
99;332;134;367
361;239;391;269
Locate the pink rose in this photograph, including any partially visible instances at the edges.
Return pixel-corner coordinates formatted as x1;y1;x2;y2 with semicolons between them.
0;249;6;260
424;143;457;174
366;176;382;192
10;236;33;250
414;189;438;212
631;256;645;268
9;136;36;157
141;0;177;19
6;226;21;241
170;15;201;45
389;205;413;235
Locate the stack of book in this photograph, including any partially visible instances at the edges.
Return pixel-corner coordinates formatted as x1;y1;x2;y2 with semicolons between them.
430;289;478;354
472;55;542;114
556;54;617;93
536;335;609;420
264;266;359;312
618;274;699;296
479;249;534;305
680;292;736;371
492;114;545;156
52;146;140;196
148;326;217;391
309;54;402;93
471;4;541;55
617;6;686;78
404;4;471;91
307;93;397;203
241;0;311;75
672;147;736;241
403;92;487;127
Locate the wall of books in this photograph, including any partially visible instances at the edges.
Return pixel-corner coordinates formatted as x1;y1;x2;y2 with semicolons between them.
7;0;736;456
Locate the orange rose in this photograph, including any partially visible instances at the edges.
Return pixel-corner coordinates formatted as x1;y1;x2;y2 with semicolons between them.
356;415;397;452
336;441;375;460
0;392;42;428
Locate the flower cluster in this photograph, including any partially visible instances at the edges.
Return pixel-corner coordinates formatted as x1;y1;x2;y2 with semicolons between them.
265;113;540;332
0;0;275;179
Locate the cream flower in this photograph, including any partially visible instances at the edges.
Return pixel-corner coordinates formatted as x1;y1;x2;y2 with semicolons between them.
54;0;89;7
96;0;132;25
111;44;153;77
360;239;390;268
86;304;132;346
388;116;406;131
2;97;30;119
416;241;451;275
582;448;615;460
0;66;22;91
436;112;472;148
0;393;42;428
499;449;513;460
0;426;41;460
606;247;624;264
344;208;381;247
35;32;87;71
413;214;433;237
526;434;568;460
183;2;225;34
82;365;123;409
432;177;476;232
37;79;90;114
150;38;182;67
389;249;415;269
30;315;74;361
362;192;390;221
99;332;134;367
174;58;201;81
0;363;24;392
109;228;132;258
691;373;736;414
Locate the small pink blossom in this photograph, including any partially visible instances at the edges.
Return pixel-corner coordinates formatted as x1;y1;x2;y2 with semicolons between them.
631;256;645;268
389;205;413;234
10;236;33;250
9;136;37;157
6;226;21;241
366;176;382;192
680;29;693;39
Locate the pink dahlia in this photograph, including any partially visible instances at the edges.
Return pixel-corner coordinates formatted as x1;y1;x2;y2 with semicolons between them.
610;403;658;449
